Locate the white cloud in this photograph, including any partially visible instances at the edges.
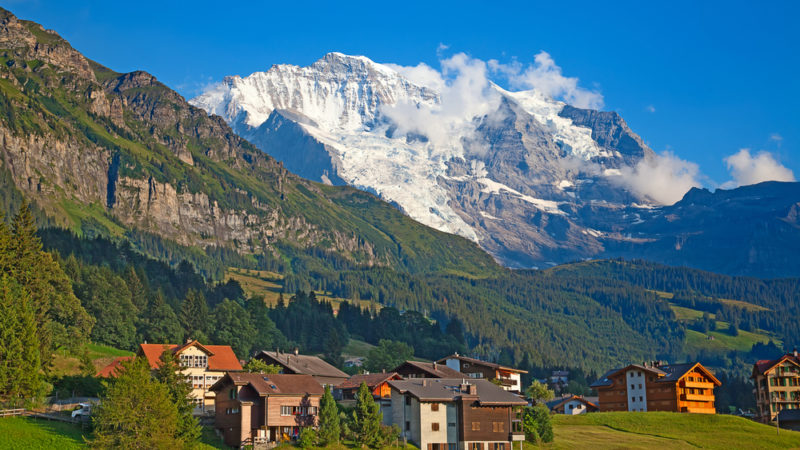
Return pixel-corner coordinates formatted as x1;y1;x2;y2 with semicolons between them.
380;53;501;155
608;152;701;205
646;105;656;113
721;149;795;189
490;51;604;109
769;133;783;142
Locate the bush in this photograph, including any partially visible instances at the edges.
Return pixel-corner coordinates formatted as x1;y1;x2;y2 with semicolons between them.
522;404;553;443
297;427;317;448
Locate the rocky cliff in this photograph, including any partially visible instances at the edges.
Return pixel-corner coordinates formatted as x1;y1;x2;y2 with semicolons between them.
0;8;498;276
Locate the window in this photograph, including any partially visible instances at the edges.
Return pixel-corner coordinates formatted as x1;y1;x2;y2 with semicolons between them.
471;422;480;431
638;384;642;389
639;396;643;402
638;371;642;377
405;397;412;405
431;403;439;411
431;423;440;431
281;406;292;416
228;388;237;400
470;444;483;450
405;421;410;431
448;422;456;427
631;384;635;390
631;397;635;403
492;421;504;432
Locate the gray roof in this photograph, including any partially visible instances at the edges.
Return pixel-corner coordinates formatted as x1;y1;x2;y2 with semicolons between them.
388;378;527;406
436;354;528;374
590;362;719;388
393;360;464;378
256;351;348;380
210;373;324;396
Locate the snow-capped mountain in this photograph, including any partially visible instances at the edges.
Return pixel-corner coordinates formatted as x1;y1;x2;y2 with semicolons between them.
191;53;658;267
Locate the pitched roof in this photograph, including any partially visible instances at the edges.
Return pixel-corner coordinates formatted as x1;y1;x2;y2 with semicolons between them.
546;395;598;411
96;356;134;378
436;354;528;374
138;342;243;371
210;372;324;396
393;360;463;378
388;378;527;406
591;362;720;387
336;372;402;390
256;351;348;379
753;354;800;377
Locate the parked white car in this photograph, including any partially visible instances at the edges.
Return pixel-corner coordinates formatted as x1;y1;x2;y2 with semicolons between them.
71;403;92;418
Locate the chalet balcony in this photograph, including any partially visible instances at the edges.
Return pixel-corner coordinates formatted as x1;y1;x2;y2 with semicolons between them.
510;431;525;441
681;393;715;402
683;381;714;389
497;378;518;387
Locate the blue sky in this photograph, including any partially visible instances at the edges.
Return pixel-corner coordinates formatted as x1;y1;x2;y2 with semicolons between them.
5;0;798;186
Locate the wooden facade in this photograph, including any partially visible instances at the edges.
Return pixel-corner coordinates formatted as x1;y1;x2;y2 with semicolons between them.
210;373;323;447
592;362;720;414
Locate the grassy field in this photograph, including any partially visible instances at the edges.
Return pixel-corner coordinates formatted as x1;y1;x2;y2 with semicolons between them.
543;412;800;449
0;418;228;449
225;267;381;312
0;417;87;449
667;303;779;354
50;343;135;376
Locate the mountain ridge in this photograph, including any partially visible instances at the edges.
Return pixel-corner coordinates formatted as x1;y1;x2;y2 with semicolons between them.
0;7;498;276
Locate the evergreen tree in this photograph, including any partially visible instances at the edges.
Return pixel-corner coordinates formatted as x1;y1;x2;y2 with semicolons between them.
5;204;92;360
211;299;256;358
0;275;43;406
124;266;148;312
141;292;183;344
180;289;209;342
155;349;201;445
92;357;181;449
317;385;340;445
245;296;286;354
351;382;382;448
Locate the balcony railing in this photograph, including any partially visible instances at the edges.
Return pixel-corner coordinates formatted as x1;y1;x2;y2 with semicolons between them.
681;393;715;402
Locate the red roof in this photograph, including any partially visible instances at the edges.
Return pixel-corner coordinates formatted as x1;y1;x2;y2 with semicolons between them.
138;341;243;371
753;354;800;377
96;356;134;378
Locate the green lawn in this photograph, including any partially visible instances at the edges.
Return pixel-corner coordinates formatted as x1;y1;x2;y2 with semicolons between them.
542;412;800;449
0;418;229;449
0;417;88;449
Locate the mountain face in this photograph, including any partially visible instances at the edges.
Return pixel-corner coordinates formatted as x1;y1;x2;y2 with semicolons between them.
192;54;800;277
191;53;659;267
0;9;498;275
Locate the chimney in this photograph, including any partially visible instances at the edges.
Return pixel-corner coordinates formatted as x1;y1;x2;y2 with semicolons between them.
432;362;438;371
294;348;299;356
422;379;428;387
186;338;192;344
794;348;798;358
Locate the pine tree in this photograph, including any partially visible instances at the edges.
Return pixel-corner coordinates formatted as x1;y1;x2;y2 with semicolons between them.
211;299;255;358
0;275;43;406
245;296;286;354
92;357;181;449
351;382;382;448
155;349;201;445
317;385;340;445
142;292;183;344
180;289;209;342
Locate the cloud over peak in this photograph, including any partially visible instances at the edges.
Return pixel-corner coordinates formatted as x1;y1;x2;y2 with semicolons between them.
722;149;795;189
489;51;604;109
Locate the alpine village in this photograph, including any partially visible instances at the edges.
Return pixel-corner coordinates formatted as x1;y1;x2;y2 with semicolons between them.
1;4;799;450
